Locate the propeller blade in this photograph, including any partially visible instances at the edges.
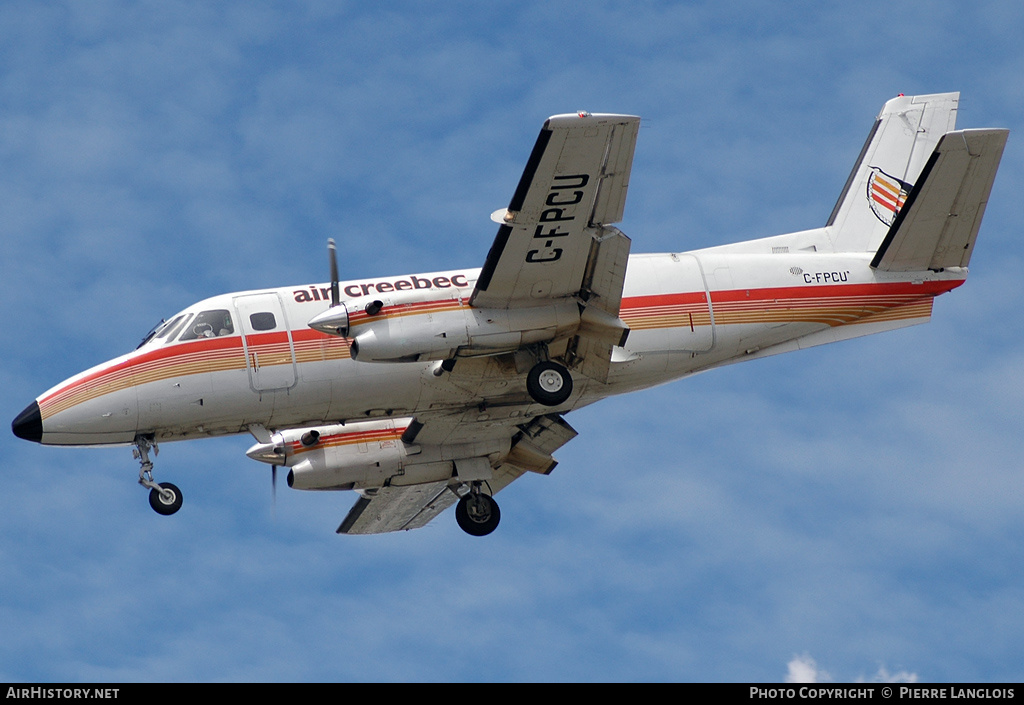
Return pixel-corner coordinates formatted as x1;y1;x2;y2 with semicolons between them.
328;238;340;307
271;464;278;517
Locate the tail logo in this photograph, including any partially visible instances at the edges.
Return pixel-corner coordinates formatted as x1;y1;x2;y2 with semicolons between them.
866;167;912;225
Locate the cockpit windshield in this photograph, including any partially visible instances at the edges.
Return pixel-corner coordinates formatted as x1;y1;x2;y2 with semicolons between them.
137;319;166;349
137;314;194;349
136;309;234;349
160;314;192;341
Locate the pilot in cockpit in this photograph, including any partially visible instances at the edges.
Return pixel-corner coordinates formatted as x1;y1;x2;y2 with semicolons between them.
180;309;235;340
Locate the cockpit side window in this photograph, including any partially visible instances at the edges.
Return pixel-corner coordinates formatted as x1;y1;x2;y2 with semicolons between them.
179;309;235;341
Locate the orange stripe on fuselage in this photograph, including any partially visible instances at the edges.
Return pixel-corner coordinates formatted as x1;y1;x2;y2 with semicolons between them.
621;280;959;329
38;280;961;420
37;329;351;421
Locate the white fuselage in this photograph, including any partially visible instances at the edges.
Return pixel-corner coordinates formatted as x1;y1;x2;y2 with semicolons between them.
29;227;965;448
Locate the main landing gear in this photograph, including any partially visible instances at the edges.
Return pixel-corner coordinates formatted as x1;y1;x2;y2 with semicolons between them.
526;360;573;407
455;483;500;537
431;349;572;408
134;436;183;516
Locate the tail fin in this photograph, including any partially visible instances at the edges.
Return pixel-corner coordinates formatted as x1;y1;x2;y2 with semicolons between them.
826;92;960;253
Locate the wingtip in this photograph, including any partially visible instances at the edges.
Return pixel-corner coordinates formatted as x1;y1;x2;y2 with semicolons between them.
544;112;641;127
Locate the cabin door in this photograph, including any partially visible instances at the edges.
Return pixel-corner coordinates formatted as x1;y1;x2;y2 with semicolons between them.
233;293;298;391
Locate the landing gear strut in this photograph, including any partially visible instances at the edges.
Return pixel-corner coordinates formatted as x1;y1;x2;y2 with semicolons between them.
455;483;500;536
134;436;183;516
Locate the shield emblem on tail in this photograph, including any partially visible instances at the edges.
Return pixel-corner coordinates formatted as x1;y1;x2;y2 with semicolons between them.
867;167;912;226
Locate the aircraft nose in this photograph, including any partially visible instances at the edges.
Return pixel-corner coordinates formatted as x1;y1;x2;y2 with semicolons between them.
12;401;43;443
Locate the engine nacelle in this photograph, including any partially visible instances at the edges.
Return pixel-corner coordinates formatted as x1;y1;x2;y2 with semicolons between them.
245;418;509;491
312;290;581;363
349;296;470;362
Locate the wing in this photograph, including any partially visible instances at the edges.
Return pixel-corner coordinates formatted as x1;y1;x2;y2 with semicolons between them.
339;114;641;534
336;411;578;534
471;113;639;308
471;112;639;381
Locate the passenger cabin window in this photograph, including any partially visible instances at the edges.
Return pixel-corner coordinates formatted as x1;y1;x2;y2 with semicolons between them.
180;310;235;341
249;312;276;331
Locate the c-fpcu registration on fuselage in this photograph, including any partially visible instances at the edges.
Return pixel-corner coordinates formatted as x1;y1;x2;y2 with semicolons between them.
12;93;1008;537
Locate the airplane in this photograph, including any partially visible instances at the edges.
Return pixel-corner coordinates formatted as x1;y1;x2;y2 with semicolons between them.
11;92;1008;537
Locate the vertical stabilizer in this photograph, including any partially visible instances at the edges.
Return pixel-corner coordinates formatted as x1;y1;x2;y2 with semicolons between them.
826;92;959;253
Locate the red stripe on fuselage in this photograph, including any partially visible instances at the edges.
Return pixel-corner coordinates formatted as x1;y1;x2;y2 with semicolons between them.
620;280;960;313
39;280;964;418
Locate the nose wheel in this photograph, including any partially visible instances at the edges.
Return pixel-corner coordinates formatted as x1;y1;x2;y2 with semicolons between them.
148;482;183;515
134;436;183;516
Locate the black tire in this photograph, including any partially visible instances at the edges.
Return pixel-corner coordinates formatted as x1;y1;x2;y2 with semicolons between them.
455;493;500;536
149;482;183;516
526;361;573;406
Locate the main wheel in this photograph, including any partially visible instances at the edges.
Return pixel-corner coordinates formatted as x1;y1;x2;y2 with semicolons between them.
149;482;183;516
455;493;500;536
527;361;573;406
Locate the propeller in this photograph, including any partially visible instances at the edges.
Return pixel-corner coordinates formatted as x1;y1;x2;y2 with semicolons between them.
271;464;278;513
244;429;283;516
328;238;340;308
308;238;350;336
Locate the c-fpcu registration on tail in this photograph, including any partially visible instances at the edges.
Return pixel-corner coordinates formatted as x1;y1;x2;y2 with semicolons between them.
13;93;1008;536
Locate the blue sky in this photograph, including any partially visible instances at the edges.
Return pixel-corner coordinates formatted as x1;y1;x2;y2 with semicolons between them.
2;0;1023;682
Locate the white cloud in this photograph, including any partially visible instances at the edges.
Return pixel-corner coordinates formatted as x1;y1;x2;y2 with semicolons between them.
861;665;919;683
787;654;829;683
788;655;919;684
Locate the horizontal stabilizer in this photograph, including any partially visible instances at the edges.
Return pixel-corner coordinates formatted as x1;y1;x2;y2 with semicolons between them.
871;129;1008;272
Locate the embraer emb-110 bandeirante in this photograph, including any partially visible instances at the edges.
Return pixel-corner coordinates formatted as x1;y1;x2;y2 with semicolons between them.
12;93;1008;536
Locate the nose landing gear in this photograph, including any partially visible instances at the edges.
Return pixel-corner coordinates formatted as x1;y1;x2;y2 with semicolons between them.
148;481;183;515
134;436;183;516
